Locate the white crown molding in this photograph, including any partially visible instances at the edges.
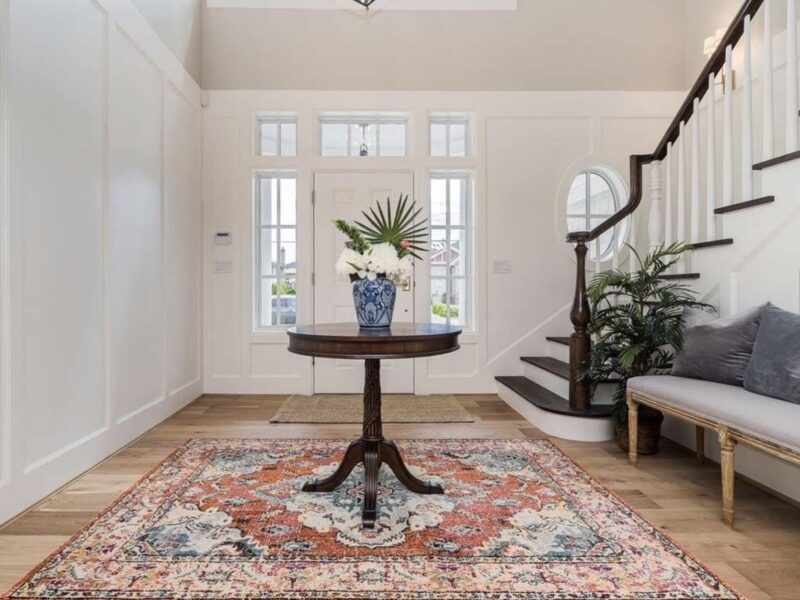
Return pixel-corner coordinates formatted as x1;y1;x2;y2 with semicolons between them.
206;0;517;11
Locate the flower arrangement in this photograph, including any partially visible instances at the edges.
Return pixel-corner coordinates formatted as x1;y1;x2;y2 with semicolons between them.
334;194;428;284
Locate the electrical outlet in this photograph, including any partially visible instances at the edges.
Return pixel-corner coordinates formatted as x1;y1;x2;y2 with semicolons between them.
214;259;233;274
493;260;511;274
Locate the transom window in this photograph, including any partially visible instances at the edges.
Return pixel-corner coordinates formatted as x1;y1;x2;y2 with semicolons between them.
430;173;472;328
257;116;297;156
566;168;627;261
255;173;297;329
319;113;407;157
430;117;469;157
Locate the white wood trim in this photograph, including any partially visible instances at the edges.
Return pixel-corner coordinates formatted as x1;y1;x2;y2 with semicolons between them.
0;0;10;490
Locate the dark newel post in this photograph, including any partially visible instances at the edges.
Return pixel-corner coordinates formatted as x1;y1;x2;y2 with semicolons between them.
569;240;592;411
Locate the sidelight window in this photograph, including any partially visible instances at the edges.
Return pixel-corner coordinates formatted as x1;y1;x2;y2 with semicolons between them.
255;173;297;328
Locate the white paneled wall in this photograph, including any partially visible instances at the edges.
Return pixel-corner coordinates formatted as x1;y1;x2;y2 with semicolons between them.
0;0;202;524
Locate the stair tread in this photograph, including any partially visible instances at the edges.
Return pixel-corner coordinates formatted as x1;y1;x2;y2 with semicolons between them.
521;356;621;384
495;376;613;418
715;196;774;214
686;238;733;250
521;356;570;379
661;273;701;280
753;151;800;171
546;336;571;346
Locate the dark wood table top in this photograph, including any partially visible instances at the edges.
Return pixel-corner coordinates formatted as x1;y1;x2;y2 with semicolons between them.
287;323;462;360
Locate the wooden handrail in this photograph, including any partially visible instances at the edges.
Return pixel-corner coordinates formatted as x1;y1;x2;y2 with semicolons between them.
566;0;765;244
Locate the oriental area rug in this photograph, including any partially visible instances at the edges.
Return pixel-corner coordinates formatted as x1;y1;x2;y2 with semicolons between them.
4;439;743;599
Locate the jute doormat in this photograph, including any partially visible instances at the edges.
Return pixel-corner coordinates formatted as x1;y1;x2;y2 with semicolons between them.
270;394;474;423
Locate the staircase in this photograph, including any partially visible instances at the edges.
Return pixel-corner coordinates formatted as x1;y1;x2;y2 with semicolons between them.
496;0;800;441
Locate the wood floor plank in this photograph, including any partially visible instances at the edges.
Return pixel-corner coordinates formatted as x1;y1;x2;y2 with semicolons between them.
0;393;798;599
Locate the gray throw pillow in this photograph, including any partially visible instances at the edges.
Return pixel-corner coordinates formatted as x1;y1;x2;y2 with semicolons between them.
743;305;800;404
672;303;768;386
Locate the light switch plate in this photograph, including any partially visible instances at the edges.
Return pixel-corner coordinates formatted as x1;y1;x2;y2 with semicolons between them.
493;260;511;274
214;259;233;273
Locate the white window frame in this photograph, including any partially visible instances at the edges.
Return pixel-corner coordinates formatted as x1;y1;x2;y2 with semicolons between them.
318;113;408;157
256;115;297;156
429;116;470;157
430;172;473;329
565;167;628;262
254;172;297;330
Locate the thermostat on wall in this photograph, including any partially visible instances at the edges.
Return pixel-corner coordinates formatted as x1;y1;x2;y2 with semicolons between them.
214;232;232;246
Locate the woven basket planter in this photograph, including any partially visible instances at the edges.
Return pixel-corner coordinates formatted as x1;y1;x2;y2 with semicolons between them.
616;410;664;455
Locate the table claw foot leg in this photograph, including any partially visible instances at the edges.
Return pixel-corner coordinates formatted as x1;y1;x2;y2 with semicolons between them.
381;439;444;495
362;444;380;528
302;440;364;493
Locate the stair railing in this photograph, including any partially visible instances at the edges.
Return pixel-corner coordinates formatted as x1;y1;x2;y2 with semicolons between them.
565;0;790;411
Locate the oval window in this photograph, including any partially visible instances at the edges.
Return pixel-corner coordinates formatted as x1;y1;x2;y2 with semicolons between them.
565;168;627;261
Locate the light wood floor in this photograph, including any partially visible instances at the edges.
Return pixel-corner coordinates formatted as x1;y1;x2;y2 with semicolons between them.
1;394;799;599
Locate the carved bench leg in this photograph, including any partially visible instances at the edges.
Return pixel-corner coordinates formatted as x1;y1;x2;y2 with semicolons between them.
627;392;638;467
695;425;705;464
718;426;737;527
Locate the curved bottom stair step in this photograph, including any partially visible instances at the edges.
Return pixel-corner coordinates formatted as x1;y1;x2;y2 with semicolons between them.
495;377;613;418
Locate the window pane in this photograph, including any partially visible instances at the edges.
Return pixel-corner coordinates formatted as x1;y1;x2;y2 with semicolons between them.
321;122;348;156
567;174;587;215
589;173;615;215
430;279;448;324
449;178;466;226
276;276;297;326
259;178;278;226
448;229;466;277
259;121;278;156
280;122;297;156
280;178;297;225
567;217;587;234
431;179;447;225
379;123;406;156
430;228;448;278
448;122;467;157
351;123;377;156
260;230;278;277
259;278;275;327
431;122;447;156
589;218;615;260
450;277;467;325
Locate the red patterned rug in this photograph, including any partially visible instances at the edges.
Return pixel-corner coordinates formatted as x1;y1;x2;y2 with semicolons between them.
4;439;743;599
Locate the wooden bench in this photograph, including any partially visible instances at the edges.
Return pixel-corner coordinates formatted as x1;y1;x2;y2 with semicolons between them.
626;376;800;526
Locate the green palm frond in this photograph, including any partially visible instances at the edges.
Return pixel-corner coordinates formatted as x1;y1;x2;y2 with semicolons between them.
355;194;429;259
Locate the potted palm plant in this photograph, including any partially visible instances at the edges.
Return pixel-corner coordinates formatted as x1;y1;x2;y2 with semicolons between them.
334;194;427;328
586;243;712;454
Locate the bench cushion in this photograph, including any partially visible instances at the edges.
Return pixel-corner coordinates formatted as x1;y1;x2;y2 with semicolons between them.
628;375;800;452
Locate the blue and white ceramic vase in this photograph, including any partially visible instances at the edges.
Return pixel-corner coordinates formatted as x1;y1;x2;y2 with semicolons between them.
353;276;396;328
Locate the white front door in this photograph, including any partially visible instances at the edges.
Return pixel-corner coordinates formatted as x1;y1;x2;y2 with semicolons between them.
313;171;415;393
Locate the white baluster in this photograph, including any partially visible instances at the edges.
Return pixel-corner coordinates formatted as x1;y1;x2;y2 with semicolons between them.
763;0;775;160
595;238;601;274
612;223;620;271
677;122;686;273
742;15;754;200
723;45;734;206
707;72;718;241
648;161;663;250
788;0;799;152
691;99;701;242
628;211;637;273
665;142;673;246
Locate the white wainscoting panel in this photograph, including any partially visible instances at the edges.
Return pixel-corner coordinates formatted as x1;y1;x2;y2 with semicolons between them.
0;0;203;525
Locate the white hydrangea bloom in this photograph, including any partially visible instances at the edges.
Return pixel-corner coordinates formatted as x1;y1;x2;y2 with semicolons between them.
335;242;413;282
335;248;367;277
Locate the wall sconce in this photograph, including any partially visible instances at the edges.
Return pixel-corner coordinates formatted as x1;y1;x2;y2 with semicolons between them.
704;28;733;92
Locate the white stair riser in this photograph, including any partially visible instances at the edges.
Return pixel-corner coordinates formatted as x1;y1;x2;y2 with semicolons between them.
547;341;570;363
497;386;615;442
522;362;617;405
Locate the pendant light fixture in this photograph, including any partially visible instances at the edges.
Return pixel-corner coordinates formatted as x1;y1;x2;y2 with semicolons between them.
351;0;377;8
